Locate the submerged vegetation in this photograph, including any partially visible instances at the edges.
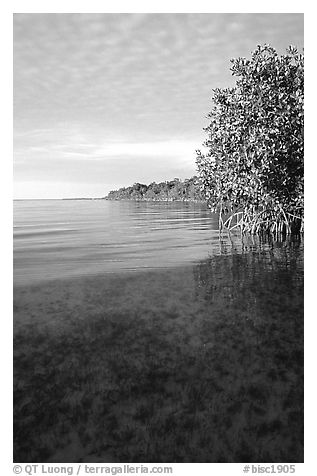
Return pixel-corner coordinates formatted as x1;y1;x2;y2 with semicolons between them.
14;238;303;462
196;45;304;235
105;177;203;202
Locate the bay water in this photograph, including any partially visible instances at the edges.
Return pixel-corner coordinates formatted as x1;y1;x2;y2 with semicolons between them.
14;199;222;285
13;198;304;462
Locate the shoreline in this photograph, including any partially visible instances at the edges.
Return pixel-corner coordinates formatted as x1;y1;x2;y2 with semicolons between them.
102;198;206;203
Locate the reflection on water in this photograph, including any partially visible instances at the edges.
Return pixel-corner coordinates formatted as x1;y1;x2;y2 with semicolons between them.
15;200;303;286
195;234;303;304
191;237;303;461
14;200;222;285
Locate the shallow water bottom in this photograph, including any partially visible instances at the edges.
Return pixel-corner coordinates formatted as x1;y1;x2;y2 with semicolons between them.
14;248;304;462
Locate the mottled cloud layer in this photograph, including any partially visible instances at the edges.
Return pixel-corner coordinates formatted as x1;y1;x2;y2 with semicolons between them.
14;13;303;198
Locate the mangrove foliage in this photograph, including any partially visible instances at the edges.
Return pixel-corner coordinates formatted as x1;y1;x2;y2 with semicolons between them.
196;44;304;235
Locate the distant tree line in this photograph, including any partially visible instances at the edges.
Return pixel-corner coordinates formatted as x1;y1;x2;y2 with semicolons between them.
105;177;204;202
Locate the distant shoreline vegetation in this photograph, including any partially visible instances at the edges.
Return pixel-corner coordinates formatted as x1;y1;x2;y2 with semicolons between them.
104;177;205;202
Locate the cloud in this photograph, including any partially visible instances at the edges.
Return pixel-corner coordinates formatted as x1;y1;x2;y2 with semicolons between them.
14;135;199;179
13;13;303;197
92;139;199;161
14;124;200;195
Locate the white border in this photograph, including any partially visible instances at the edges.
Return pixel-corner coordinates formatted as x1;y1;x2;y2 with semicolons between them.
3;2;313;475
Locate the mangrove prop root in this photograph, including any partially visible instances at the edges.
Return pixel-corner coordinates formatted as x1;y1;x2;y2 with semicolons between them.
218;207;304;235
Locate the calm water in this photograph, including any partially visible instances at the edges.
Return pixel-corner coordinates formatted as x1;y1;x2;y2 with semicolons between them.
14;200;225;285
14;199;304;462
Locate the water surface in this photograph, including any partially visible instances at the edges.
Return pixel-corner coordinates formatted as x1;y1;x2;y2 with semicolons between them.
14;200;222;284
13;199;304;462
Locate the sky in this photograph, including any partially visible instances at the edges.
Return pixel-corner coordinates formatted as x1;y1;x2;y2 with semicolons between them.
13;13;304;199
